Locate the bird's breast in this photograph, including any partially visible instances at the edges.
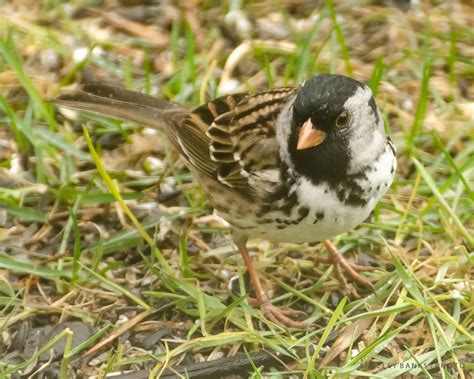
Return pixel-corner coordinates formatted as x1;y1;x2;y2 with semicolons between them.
227;143;396;243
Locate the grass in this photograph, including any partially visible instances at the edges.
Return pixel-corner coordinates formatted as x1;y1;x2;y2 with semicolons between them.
0;0;473;378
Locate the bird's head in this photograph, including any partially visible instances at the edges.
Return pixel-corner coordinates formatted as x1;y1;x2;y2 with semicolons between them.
284;74;386;183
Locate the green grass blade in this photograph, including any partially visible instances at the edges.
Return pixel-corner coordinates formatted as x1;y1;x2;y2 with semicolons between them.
413;157;473;245
326;0;352;76
407;59;432;155
369;57;384;97
305;296;346;376
0;32;55;128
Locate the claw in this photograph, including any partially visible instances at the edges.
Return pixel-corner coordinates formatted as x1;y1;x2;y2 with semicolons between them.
236;239;310;329
323;240;375;290
261;302;308;329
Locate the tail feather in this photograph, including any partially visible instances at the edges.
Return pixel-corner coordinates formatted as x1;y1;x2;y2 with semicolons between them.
54;83;221;179
53;83;189;148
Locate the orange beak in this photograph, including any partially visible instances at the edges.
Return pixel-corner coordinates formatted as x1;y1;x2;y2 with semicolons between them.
296;118;327;150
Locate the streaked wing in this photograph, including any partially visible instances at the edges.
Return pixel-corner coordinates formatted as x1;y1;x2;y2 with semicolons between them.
205;87;298;194
55;83;298;197
175;93;249;179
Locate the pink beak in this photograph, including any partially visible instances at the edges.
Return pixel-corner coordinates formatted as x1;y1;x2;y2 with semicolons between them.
296;118;327;150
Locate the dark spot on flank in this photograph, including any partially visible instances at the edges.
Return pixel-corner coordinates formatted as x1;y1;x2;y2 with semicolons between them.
279;192;297;215
298;206;310;218
280;166;290;181
337;190;346;202
391;166;395;174
277;225;287;230
346;193;366;206
313;211;324;224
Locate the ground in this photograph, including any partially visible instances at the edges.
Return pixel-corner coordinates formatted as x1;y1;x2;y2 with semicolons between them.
0;0;473;378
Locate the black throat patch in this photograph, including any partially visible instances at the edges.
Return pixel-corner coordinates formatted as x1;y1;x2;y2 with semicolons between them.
288;126;351;185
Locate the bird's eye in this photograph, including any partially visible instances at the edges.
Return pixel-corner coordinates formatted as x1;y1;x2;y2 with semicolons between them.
335;111;351;128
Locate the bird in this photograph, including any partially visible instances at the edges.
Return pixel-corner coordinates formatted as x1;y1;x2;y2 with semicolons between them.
54;74;397;328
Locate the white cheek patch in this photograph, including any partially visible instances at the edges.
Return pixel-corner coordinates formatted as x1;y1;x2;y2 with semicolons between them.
349;129;385;172
344;86;387;173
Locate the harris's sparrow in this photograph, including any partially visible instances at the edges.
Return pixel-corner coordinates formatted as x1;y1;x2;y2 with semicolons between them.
54;74;397;328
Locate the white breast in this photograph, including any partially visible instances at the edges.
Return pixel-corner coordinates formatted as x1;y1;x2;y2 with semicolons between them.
248;144;396;243
253;183;372;243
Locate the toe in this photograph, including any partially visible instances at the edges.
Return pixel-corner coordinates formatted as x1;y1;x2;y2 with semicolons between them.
261;303;308;329
349;262;375;272
351;273;371;287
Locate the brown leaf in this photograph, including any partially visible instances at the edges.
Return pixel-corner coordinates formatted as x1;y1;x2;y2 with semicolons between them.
319;317;373;367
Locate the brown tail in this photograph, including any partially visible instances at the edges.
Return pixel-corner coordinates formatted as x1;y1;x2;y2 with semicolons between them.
54;83;222;178
53;83;189;147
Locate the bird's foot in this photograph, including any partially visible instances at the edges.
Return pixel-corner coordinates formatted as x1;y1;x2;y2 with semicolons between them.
317;240;375;291
260;301;308;329
236;239;309;329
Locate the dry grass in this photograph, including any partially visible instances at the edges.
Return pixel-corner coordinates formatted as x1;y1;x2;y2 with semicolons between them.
0;0;472;378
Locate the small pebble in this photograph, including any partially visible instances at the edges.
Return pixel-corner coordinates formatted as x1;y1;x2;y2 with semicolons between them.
225;10;252;38
145;156;166;172
116;315;129;326
219;79;240;95
449;289;462;300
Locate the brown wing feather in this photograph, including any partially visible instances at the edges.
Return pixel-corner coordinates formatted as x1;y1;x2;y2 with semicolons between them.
204;87;298;193
178;93;249;178
55;84;298;197
230;87;298;170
